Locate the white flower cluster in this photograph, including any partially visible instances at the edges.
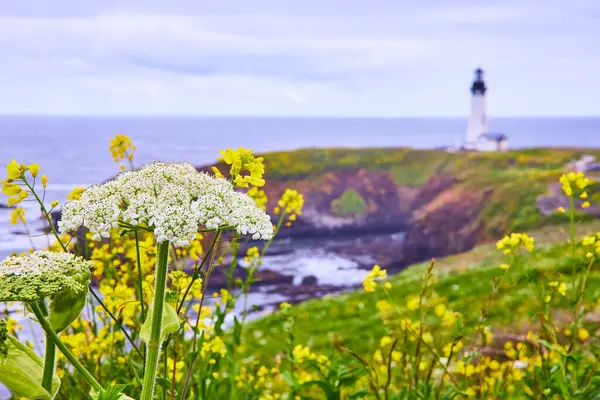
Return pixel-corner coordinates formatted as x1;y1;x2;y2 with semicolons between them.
59;162;273;246
0;251;92;302
0;251;90;278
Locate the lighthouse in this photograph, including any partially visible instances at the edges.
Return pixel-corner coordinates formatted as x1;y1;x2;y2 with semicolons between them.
465;68;508;151
466;68;487;148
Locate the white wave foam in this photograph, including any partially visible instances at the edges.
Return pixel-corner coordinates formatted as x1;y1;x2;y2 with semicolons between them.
241;248;365;286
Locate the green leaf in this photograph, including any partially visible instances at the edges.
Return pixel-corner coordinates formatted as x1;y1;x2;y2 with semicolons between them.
90;384;134;400
49;283;89;332
140;303;180;344
298;380;338;399
233;316;242;345
0;331;60;400
155;376;173;389
281;369;298;388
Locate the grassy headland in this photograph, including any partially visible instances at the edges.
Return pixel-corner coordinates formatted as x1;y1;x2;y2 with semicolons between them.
251;147;600;236
243;219;600;362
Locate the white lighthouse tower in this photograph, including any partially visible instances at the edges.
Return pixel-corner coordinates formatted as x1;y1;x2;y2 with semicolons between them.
466;68;487;148
465;68;508;151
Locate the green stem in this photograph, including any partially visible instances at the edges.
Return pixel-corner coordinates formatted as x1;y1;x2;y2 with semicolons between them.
226;234;241;290
89;288;144;359
31;302;102;393
42;332;56;392
23;179;67;252
569;195;576;262
38;301;56;393
176;232;220;315
135;232;146;322
141;241;171;400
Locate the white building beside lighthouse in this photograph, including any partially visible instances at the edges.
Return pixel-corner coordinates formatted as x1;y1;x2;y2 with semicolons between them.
465;68;508;152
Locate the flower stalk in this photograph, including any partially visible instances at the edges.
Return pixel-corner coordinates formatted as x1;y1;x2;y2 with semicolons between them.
38;301;56;393
141;241;171;400
30;302;102;393
42;337;56;392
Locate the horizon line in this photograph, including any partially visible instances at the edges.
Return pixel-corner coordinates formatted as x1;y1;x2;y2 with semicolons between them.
1;114;600;119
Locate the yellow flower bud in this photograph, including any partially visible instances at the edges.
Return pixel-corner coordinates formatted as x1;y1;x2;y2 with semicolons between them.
28;163;40;178
41;174;48;188
51;200;59;208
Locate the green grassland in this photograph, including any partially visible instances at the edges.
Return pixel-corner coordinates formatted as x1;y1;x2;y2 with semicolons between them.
243;219;600;362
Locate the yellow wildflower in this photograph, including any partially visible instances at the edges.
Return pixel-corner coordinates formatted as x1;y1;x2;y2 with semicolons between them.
109;134;136;163
167;357;186;382
578;328;590;341
560;172;591;197
376;300;392;313
6;159;24;180
380;336;393;347
10;208;25;225
277;189;304;215
219;147;265;188
406;296;420;311
67;187;85;201
363;264;387;293
248;186;268;209
558;282;567;296
497;233;535;253
2;183;21;196
434;303;446;317
41;175;48;188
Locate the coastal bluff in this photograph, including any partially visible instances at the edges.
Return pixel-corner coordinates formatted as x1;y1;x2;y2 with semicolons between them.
201;147;600;268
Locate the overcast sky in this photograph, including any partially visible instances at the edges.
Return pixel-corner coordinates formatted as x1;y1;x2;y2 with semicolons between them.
0;1;598;117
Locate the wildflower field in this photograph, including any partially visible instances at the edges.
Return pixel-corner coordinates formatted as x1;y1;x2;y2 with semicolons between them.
1;136;600;399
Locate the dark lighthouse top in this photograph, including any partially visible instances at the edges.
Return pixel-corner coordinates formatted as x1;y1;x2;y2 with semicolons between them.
471;68;487;95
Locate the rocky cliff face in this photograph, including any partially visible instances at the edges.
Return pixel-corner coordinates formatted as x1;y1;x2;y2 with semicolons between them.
401;179;491;265
219;166;496;269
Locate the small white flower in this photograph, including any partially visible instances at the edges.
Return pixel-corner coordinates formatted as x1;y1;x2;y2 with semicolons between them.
513;360;528;369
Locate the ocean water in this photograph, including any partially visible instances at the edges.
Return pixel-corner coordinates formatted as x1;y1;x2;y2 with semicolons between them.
0;115;598;258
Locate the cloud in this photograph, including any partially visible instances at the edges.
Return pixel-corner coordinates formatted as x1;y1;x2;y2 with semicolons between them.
0;0;599;116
